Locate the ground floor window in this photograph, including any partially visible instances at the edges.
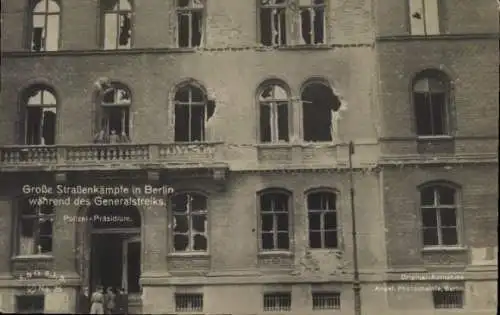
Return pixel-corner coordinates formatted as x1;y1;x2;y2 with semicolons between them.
16;295;44;314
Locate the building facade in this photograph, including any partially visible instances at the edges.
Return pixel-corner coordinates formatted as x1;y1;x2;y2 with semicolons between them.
0;0;498;314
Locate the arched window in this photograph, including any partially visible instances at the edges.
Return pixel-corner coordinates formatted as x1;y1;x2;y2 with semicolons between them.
413;70;451;136
174;83;208;142
95;83;131;143
30;0;60;52
17;197;55;255
258;82;290;143
23;85;57;145
307;190;338;249
420;184;460;247
171;192;208;252
301;81;340;142
176;0;204;48
259;190;291;251
102;0;133;50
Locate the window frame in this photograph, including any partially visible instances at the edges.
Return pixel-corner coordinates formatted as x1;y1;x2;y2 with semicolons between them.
169;191;209;254
15;197;55;257
257;189;293;252
257;0;290;47
297;0;327;45
418;182;462;248
306;189;339;249
257;80;292;143
263;291;292;312
175;0;206;48
98;82;132;140
173;82;208;142
408;0;441;36
22;85;58;146
28;0;61;52
411;70;453;138
101;0;134;50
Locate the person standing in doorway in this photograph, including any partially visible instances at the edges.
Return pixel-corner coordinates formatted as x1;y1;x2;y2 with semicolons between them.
77;286;90;314
105;287;116;314
90;285;105;314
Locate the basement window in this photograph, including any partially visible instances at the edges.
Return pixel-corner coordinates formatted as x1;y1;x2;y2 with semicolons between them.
301;82;340;142
413;72;450;136
171;193;208;252
263;292;291;312
96;83;131;143
260;191;290;251
175;293;203;312
23;86;57;145
17;198;54;255
30;0;60;52
259;83;290;143
174;83;209;142
259;0;287;46
432;290;464;309
298;0;325;45
312;292;341;310
177;0;204;48
102;0;133;50
16;295;45;314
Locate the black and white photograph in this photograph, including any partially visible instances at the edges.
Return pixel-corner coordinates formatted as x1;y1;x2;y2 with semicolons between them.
0;0;498;314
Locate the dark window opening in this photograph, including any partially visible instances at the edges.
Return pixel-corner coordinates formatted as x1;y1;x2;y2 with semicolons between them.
302;83;340;142
433;290;464;309
102;0;133;50
96;85;131;143
263;292;291;312
300;0;325;44
259;84;290;143
413;76;449;136
32;27;44;51
175;293;203;312
307;192;338;249
420;185;459;247
30;0;60;52
118;13;132;46
18;198;55;255
24;87;57;145
260;192;290;251
260;0;287;46
174;84;207;142
177;0;204;48
16;295;45;314
171;193;208;252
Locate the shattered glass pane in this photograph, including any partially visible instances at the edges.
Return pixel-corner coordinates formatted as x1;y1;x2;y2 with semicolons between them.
118;13;132;48
191;194;207;211
193;234;207;250
27;89;43;105
174;215;188;233
172;194;188;212
174;234;189;251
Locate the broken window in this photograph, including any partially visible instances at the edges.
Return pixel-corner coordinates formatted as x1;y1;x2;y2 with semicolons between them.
102;0;132;50
171;193;208;252
259;0;287;46
30;0;60;52
176;0;204;48
260;191;290;251
420;184;459;247
413;74;449;136
259;83;290;143
97;83;131;142
409;0;440;35
301;82;340;142
298;0;325;45
307;191;338;249
174;84;208;142
24;86;57;145
17;198;54;255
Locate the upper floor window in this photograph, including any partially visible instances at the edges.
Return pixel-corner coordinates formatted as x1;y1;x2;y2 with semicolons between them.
30;0;60;52
413;71;451;137
22;86;57;145
17;198;55;256
307;191;338;249
174;83;209;142
94;83;131;143
259;190;291;251
301;81;340;142
258;82;290;143
298;0;326;45
259;0;326;46
409;0;440;35
420;184;460;247
176;0;204;48
102;0;133;50
171;193;208;252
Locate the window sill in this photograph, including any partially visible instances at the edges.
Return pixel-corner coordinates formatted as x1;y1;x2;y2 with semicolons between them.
421;246;467;253
258;251;293;257
167;252;209;258
11;254;53;261
256;143;293;148
416;135;454;141
277;44;332;51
